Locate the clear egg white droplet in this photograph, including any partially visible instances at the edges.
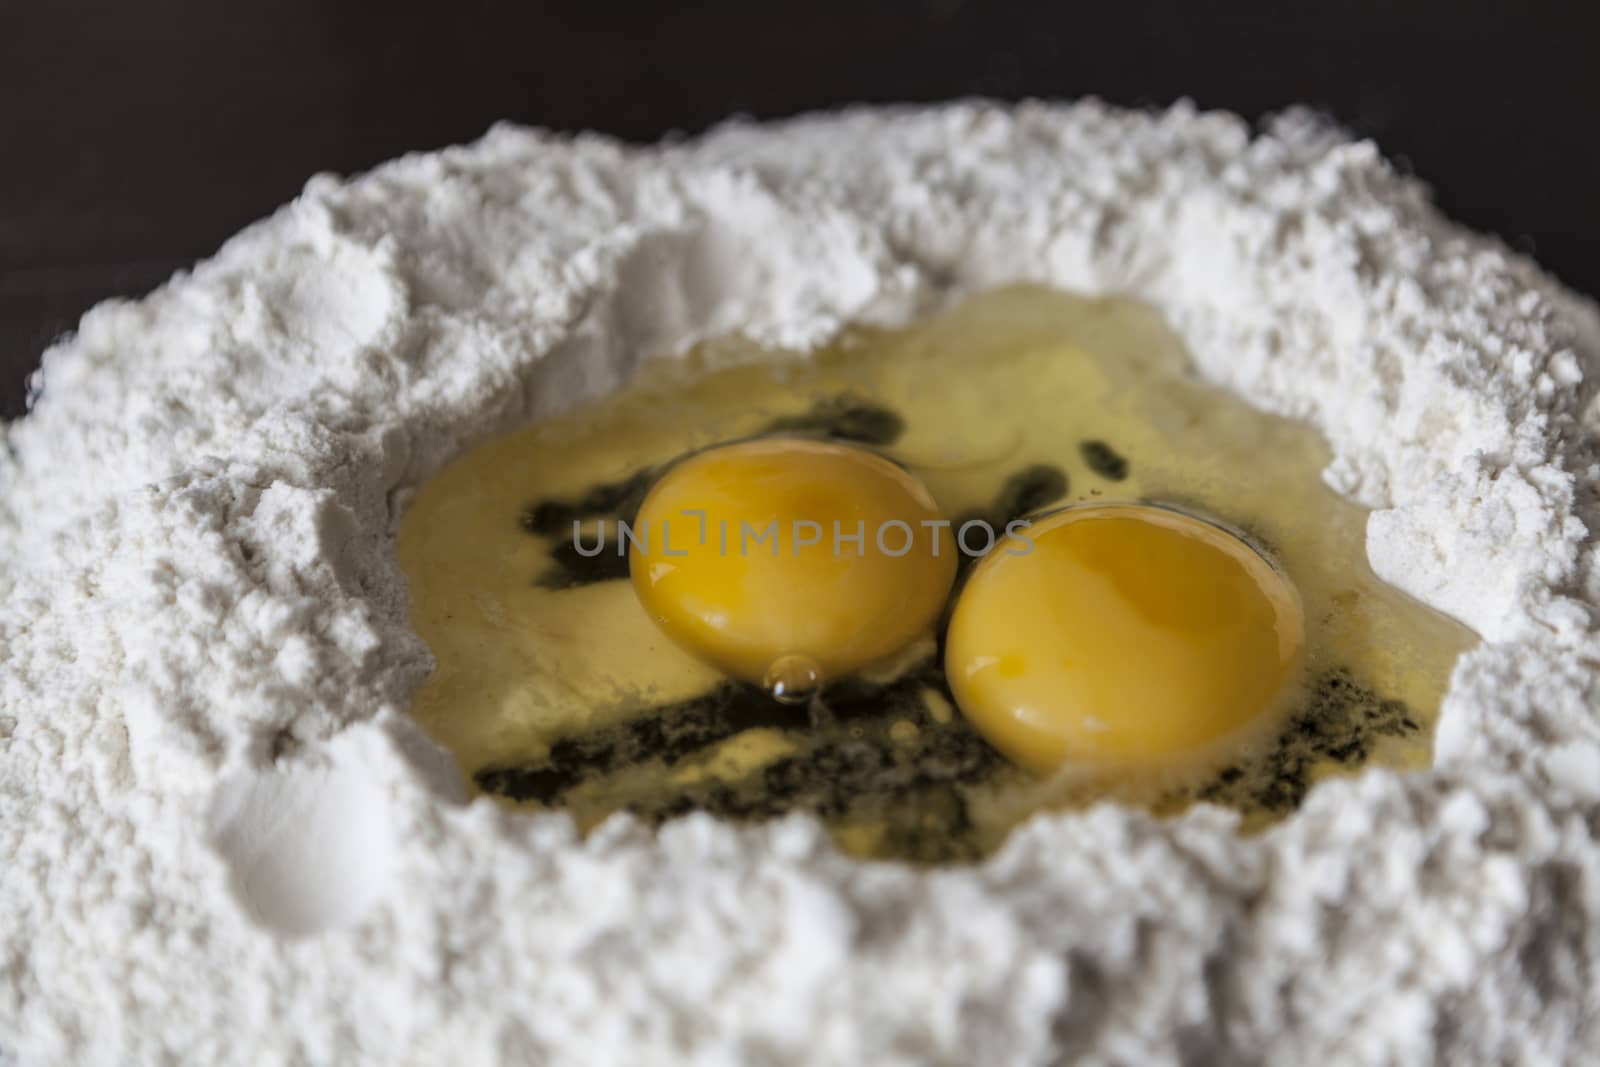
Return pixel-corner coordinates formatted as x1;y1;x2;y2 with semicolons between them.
764;653;821;705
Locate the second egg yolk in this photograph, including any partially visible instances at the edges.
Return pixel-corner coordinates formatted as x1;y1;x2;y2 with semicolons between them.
945;503;1305;771
630;438;957;696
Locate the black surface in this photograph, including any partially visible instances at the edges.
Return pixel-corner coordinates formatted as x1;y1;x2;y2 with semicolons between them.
3;0;1596;419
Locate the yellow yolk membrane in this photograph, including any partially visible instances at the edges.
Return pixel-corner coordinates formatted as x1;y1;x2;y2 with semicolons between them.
945;503;1305;772
630;438;957;698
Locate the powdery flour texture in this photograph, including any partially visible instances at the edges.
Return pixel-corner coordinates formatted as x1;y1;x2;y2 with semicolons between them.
3;102;1600;1065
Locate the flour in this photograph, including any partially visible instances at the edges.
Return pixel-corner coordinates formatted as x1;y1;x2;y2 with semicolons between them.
4;100;1600;1065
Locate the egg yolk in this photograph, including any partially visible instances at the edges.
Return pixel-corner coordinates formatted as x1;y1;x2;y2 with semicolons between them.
944;503;1304;771
630;438;957;697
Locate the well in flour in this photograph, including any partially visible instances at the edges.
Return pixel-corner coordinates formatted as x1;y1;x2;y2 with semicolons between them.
397;285;1478;860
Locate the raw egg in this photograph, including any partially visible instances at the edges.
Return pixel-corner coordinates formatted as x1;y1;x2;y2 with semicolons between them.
629;437;957;701
400;286;1475;861
945;503;1305;771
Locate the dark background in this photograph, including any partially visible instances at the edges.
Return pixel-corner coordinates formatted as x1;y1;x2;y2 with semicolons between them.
3;0;1597;418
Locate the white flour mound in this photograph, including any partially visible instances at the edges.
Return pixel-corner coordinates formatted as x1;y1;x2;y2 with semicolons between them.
4;101;1600;1066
